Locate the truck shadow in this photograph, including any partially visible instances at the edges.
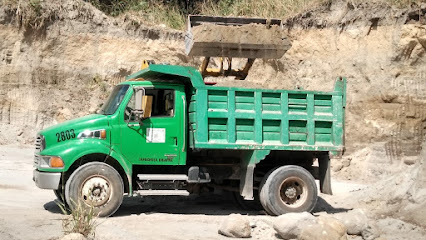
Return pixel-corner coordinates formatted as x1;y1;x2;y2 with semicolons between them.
115;194;351;216
43;194;350;217
312;197;351;214
114;193;263;216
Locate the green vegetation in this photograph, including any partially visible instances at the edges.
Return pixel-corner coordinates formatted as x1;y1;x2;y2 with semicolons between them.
3;0;422;30
57;199;98;239
86;0;423;29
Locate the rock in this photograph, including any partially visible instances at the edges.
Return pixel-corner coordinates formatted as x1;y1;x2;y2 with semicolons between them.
362;224;380;240
318;215;347;237
332;209;368;235
252;220;278;240
60;233;87;240
218;214;251;238
342;158;351;167
300;223;347;240
333;163;344;172
273;212;317;239
403;156;417;165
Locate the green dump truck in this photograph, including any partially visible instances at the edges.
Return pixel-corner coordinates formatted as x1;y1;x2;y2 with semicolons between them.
33;16;346;217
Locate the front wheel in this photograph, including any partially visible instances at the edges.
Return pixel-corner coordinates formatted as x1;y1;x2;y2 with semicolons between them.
259;165;317;215
65;162;124;217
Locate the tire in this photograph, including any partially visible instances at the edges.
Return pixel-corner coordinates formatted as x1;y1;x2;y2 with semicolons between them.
259;165;317;216
65;162;124;217
259;167;278;215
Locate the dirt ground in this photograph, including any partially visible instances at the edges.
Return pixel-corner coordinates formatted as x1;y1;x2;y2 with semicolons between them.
1;145;425;240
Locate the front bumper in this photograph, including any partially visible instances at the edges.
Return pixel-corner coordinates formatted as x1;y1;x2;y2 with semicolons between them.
33;169;61;190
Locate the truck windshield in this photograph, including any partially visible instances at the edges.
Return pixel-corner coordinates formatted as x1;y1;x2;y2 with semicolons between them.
99;85;130;115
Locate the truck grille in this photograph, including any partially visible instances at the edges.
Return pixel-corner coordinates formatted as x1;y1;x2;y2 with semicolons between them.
34;135;45;167
35;134;45;153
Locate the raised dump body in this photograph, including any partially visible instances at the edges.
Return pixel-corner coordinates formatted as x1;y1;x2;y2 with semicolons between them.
185;15;291;59
189;79;346;153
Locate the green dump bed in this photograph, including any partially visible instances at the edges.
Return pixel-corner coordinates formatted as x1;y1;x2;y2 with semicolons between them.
188;78;346;152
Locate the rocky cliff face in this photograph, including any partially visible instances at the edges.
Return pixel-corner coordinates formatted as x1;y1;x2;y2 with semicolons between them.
0;0;186;144
0;0;425;228
0;0;425;156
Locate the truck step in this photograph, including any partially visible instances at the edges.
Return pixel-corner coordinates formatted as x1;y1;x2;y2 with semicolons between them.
136;190;190;196
137;174;188;181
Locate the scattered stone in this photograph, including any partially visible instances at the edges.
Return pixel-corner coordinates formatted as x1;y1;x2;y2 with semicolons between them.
403;156;417;165
252;220;279;240
218;214;251;238
362;224;380;240
342;158;351;167
273;212;317;239
60;233;87;240
332;209;368;235
333;163;344;172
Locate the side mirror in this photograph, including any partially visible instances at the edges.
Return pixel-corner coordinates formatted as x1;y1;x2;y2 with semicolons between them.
133;87;145;122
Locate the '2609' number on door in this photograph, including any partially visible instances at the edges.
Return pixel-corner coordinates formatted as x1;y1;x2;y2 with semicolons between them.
56;129;75;142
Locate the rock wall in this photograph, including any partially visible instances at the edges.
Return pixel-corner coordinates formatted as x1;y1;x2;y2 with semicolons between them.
0;0;187;144
0;0;425;163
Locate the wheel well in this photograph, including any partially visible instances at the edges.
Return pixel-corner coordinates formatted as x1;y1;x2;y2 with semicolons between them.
65;153;130;194
254;151;320;185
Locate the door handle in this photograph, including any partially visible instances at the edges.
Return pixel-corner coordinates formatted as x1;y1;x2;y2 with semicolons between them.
173;137;177;146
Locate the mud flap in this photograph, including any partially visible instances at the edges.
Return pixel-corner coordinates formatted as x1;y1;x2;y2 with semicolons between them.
240;164;255;200
240;150;270;200
318;154;333;195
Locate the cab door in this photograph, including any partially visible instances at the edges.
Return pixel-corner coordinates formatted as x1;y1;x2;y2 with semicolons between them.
119;84;184;165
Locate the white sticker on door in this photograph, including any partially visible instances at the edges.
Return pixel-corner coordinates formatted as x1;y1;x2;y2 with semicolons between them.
146;128;166;143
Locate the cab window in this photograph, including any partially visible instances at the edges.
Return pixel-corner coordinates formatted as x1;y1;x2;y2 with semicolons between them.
125;89;175;121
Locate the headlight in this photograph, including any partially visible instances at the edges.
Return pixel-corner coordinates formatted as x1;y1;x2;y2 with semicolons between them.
36;155;64;169
77;129;107;139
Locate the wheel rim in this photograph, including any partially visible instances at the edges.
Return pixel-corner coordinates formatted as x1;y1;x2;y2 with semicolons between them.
80;175;112;207
278;177;308;209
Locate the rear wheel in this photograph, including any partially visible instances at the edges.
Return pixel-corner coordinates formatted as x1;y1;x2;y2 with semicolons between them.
259;165;317;215
65;162;124;217
259;168;278;215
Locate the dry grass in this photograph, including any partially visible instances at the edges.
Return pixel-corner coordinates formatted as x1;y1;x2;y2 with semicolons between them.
3;0;58;31
198;0;331;19
57;199;98;239
94;0;423;29
3;0;423;30
198;0;424;19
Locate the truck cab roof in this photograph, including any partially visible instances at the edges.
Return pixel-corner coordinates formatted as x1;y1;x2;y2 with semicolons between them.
125;64;205;88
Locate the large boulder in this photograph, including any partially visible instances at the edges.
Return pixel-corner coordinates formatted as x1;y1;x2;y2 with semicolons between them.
318;216;347;237
332;209;368;235
273;212;317;239
218;214;251;238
